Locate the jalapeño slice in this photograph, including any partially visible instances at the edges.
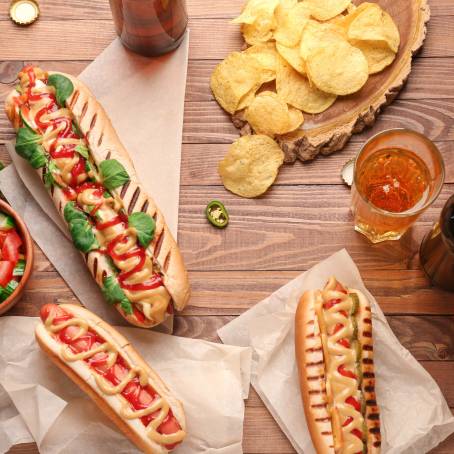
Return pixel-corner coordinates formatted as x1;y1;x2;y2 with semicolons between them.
205;200;229;228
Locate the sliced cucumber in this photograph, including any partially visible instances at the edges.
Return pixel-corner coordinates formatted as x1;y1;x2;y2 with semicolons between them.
0;213;15;231
13;259;26;276
0;279;19;301
350;293;359;316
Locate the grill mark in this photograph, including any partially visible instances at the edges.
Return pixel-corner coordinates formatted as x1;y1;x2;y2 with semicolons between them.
365;385;375;393
311;403;327;408
363;344;373;351
102;270;107;281
93;257;98;279
80;101;88;123
366;399;377;406
105;150;111;160
154;230;165;257
141;200;149;213
305;347;322;353
365;307;371;312
163;251;171;272
363;372;375;378
363;358;374;365
69;89;80;109
127;187;141;214
307;374;324;381
308;389;325;395
90;113;97;130
370;426;380;432
120;180;130;198
315;417;331;422
307;319;314;325
368;414;380;421
306;360;324;366
83;253;88;262
363;331;372;338
152;211;158;221
321;431;332;435
306;333;315;339
58;200;62;213
363;318;372;324
373;441;381;447
97;133;104;146
50;184;55;197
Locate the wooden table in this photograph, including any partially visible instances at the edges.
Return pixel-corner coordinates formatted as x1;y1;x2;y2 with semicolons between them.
0;0;453;452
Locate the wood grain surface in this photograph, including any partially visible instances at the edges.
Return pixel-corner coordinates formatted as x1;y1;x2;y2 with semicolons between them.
0;0;453;453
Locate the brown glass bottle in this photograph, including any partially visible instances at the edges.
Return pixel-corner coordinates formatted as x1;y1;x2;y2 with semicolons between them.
109;0;188;56
420;194;454;291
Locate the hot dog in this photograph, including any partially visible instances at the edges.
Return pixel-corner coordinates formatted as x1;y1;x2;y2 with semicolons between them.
295;277;380;454
35;303;186;453
5;66;190;328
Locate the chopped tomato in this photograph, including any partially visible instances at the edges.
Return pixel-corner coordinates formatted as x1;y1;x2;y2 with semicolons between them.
338;365;357;380
323;298;341;310
351;428;363;440
159;413;183;450
346;396;361;412
338;338;350;348
2;230;22;263
0;231;8;249
335;281;347;294
342;416;353;427
133;306;146;323
339;310;348;318
40;303;71;324
0;261;14;286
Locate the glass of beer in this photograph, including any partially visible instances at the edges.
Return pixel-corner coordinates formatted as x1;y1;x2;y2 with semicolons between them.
351;129;445;243
109;0;188;57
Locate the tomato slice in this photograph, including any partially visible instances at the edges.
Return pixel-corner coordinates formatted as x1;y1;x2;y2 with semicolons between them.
0;261;14;286
159;413;183;450
2;231;22;264
346;396;361;412
338;365;357;380
351;428;363;440
335;281;347;294
40;303;71;324
323;298;341;310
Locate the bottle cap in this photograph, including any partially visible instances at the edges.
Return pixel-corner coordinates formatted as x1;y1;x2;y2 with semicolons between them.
341;157;355;187
9;0;40;26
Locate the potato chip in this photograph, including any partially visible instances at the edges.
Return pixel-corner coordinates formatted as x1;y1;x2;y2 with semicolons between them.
243;42;278;83
347;4;400;53
232;0;280;25
276;42;306;74
352;40;396;74
244;91;291;136
242;20;274;45
306;40;369;95
274;1;311;47
333;2;372;29
236;88;257;111
218;135;284;198
286;106;304;132
210;52;262;114
276;56;336;113
299;20;346;61
304;0;352;21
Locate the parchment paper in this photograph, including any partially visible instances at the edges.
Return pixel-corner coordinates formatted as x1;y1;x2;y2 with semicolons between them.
0;35;189;332
218;249;454;454
0;316;252;454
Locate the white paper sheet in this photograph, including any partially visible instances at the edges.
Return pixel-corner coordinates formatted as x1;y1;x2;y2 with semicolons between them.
218;249;454;454
0;35;189;332
0;316;252;454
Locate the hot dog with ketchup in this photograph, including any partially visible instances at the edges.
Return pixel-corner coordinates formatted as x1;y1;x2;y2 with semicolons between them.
5;66;190;328
295;277;380;454
36;303;186;453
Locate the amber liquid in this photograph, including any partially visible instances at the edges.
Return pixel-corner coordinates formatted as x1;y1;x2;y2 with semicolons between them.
352;148;432;243
109;0;188;56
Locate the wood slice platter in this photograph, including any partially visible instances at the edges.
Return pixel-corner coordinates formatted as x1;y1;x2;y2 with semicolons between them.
232;0;430;162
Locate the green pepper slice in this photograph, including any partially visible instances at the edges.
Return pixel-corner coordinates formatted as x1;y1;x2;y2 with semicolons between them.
205;200;229;228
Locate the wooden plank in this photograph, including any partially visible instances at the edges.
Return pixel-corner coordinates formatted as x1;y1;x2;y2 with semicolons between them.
179;141;454;186
0;0;452;21
178;184;453;271
0;16;453;61
2;95;453;143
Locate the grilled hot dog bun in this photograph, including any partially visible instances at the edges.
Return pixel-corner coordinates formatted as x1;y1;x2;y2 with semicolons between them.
295;277;381;454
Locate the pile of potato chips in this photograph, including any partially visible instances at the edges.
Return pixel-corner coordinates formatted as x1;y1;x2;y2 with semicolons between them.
212;0;400;198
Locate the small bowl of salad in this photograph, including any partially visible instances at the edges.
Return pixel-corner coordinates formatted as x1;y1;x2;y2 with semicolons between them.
0;199;34;315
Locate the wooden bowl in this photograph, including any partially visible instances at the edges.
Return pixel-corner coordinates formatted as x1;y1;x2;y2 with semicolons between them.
0;199;34;315
234;0;431;162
